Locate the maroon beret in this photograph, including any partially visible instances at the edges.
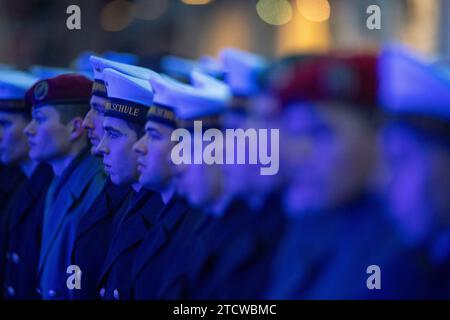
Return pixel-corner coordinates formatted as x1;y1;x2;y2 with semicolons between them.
275;54;379;110
25;74;93;108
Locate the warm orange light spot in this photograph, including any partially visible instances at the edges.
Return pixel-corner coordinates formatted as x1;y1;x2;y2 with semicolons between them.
297;0;331;22
100;0;134;32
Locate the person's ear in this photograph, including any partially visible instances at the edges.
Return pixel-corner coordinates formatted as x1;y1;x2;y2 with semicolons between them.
69;117;85;141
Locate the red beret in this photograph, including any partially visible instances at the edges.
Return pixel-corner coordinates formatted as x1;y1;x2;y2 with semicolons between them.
275;54;379;110
25;74;93;108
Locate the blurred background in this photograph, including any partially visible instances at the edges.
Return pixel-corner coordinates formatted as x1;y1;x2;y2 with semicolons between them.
0;0;449;68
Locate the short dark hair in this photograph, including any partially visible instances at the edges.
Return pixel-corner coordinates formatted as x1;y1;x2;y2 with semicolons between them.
51;103;90;125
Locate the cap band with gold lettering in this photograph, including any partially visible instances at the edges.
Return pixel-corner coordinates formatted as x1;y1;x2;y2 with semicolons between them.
146;103;176;127
92;79;107;98
105;97;148;124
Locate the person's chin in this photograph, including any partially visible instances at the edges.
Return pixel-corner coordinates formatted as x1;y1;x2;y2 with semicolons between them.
29;152;43;162
141;176;157;190
110;173;121;185
139;175;149;187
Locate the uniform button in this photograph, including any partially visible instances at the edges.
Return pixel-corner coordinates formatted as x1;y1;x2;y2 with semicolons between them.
11;252;20;264
48;289;56;298
7;286;15;297
113;289;120;300
99;287;105;298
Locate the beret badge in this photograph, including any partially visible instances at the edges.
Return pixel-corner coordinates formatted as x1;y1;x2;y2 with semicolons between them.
34;81;49;101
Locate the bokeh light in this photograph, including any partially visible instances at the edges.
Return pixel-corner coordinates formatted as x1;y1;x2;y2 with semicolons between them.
100;0;134;32
256;0;293;26
133;0;168;21
181;0;213;5
297;0;331;22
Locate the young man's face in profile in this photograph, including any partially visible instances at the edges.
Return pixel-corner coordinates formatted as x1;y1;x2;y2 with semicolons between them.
25;105;76;162
134;120;176;191
97;116;141;185
281;101;377;215
83;95;108;155
0;111;30;165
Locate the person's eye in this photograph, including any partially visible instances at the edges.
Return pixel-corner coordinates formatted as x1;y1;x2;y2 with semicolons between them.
312;126;332;141
35;116;46;124
108;131;120;139
94;108;104;115
149;132;161;140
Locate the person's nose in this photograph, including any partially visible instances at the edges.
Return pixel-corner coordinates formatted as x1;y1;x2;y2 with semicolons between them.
96;134;109;156
24;119;36;138
133;135;148;156
82;109;95;130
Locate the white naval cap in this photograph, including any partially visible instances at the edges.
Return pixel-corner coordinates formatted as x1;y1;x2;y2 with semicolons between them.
0;70;38;99
379;44;450;121
90;56;155;80
0;64;14;70
90;55;157;99
219;47;268;97
102;68;154;125
0;70;38;111
147;69;231;127
102;51;139;66
160;55;224;82
73;50;138;75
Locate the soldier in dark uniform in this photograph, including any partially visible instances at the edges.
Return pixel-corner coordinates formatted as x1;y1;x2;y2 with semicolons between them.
264;53;398;299
169;49;286;299
93;62;165;301
3;165;53;300
69;56;153;300
0;163;27;288
0;164;26;299
24;74;107;299
0;70;53;300
376;45;450;299
193;49;286;299
130;70;231;299
0;165;26;211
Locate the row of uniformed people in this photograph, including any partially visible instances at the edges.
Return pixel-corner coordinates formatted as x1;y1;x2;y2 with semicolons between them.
261;45;450;299
0;70;55;300
158;45;450;299
0;44;449;299
0;48;284;300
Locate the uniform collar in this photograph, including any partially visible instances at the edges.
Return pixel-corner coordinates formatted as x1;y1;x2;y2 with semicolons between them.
53;147;91;198
159;196;191;232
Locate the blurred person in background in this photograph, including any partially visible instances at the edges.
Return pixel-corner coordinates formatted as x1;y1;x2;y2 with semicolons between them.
130;70;228;299
173;49;286;299
377;45;450;299
265;53;398;299
0;70;53;299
